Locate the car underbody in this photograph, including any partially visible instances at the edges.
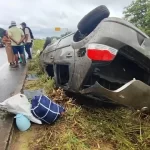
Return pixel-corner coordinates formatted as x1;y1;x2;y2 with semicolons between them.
80;47;150;110
82;46;150;91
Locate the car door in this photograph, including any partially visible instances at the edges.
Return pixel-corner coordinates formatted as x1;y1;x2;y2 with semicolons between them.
54;34;75;89
41;40;60;77
48;41;57;64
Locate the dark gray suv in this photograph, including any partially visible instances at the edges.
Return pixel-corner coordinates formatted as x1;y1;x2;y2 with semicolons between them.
40;6;150;111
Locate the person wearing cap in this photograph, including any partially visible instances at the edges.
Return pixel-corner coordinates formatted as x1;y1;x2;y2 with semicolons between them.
8;21;25;67
21;22;34;59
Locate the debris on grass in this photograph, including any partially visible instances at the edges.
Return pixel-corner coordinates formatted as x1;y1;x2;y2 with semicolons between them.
23;80;150;150
23;89;44;101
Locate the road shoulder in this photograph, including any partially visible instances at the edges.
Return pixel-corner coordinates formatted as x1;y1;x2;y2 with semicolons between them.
0;63;28;150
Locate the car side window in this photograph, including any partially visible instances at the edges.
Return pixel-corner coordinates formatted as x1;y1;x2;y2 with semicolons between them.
44;40;60;53
57;34;74;48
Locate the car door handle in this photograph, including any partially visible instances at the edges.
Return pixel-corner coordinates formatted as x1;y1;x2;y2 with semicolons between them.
50;56;54;59
66;54;72;58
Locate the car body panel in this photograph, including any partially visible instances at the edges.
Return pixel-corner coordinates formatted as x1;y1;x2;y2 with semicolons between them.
70;48;92;91
81;80;150;111
88;17;150;59
54;34;75;89
40;40;60;65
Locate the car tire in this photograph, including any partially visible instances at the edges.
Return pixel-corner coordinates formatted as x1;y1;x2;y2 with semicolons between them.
77;5;110;34
43;37;51;50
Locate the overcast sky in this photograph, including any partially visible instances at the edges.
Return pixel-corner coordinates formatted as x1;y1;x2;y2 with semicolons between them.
0;0;133;38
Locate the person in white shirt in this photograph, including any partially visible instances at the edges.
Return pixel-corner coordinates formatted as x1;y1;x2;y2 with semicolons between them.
21;22;34;59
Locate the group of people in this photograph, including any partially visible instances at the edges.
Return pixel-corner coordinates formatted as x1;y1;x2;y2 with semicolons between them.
2;21;34;68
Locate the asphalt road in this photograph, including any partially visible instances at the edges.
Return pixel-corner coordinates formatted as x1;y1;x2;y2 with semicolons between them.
0;47;26;102
0;47;28;150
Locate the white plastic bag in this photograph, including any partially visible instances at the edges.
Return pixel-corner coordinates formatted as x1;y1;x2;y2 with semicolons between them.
0;93;42;124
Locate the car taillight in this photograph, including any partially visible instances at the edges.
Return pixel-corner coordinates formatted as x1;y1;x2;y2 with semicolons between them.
87;44;118;61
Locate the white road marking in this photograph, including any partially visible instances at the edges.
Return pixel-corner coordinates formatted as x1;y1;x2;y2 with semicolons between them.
0;63;8;71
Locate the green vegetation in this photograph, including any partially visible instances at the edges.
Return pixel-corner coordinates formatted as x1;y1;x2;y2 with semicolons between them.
123;0;150;35
0;28;5;38
28;39;45;75
33;39;45;51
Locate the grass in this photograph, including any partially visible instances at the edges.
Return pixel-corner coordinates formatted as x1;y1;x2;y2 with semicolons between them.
33;39;45;51
11;40;150;150
28;39;45;75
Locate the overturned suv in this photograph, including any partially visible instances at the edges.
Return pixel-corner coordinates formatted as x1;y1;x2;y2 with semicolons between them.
40;6;150;111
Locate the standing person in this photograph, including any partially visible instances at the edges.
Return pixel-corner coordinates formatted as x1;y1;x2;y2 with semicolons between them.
8;21;25;67
2;30;15;67
21;22;34;59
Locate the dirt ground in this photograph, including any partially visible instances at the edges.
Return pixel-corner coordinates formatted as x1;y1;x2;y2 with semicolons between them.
9;124;114;150
9;125;36;150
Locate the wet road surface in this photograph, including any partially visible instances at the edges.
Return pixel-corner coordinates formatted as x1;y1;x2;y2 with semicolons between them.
0;47;26;102
0;47;27;150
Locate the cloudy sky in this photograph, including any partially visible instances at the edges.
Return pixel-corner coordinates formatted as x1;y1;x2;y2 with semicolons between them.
0;0;133;38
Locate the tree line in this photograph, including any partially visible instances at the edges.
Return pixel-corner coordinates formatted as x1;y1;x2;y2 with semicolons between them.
0;28;5;38
123;0;150;36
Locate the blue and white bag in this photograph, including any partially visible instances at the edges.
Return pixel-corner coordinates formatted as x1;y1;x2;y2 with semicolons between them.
31;95;65;124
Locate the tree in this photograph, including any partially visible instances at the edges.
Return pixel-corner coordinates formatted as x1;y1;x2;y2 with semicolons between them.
123;0;150;35
0;28;5;38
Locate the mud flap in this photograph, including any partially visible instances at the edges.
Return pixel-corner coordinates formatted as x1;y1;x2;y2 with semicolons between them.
81;80;150;111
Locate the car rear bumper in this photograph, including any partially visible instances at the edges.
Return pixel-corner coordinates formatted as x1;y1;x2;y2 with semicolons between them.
81;79;150;111
79;46;150;110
